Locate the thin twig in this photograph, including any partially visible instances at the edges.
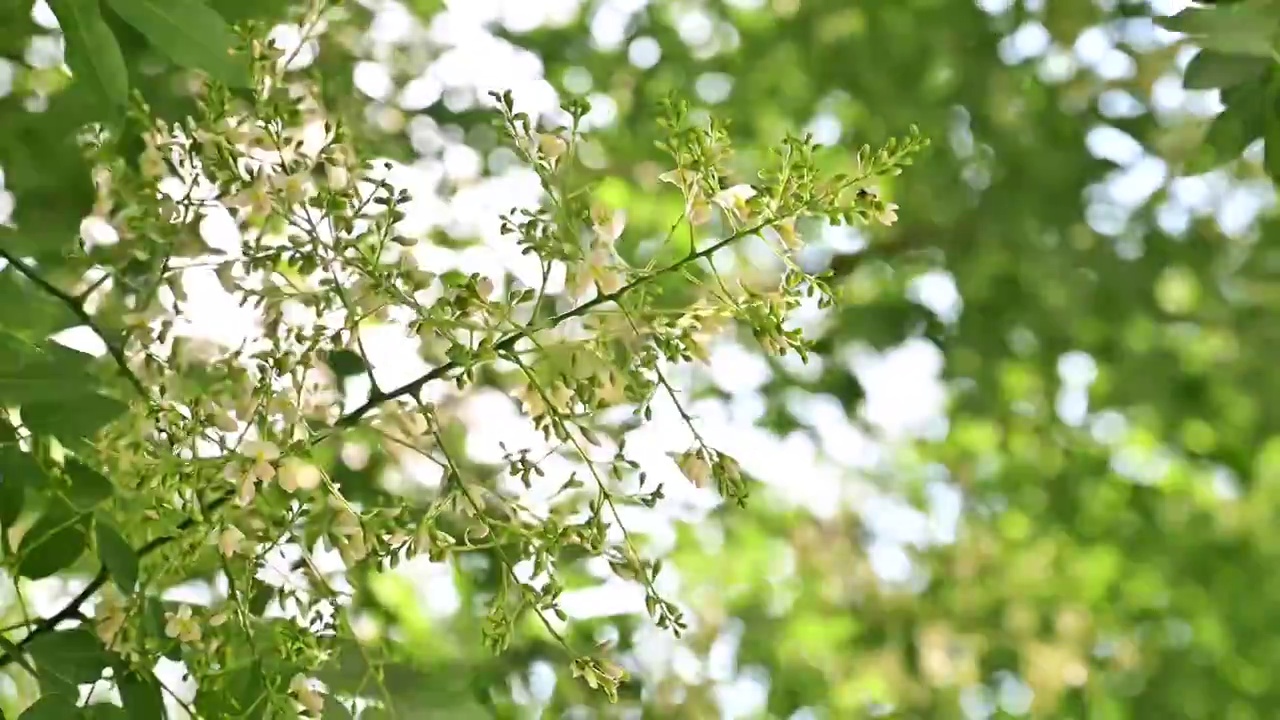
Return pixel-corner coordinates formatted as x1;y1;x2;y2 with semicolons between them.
333;216;778;428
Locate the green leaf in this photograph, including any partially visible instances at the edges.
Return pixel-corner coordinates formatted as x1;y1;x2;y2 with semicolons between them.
0;447;44;528
195;662;268;717
65;460;114;510
103;0;250;86
1267;76;1280;182
322;702;356;720
82;706;127;720
0;635;37;677
22;394;130;448
326;349;368;378
94;520;139;593
25;629;110;685
1158;3;1280;57
0;334;102;406
0;271;80;342
1186;78;1268;172
16;500;87;580
1183;50;1268;89
47;0;129;109
116;667;164;720
17;694;79;719
247;584;274;615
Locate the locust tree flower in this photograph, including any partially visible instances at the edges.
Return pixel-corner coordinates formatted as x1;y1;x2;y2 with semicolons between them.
95;586;128;646
711;184;756;227
538;133;569;160
210;409;239;433
675;449;711;488
571;208;628;298
218;526;246;558
79;216;120;248
876;202;899;226
242;440;281;481
232;440;281;505
660;169;714;225
334;509;368;564
290;674;326;715
772;217;801;250
224;173;274;217
164;605;202;644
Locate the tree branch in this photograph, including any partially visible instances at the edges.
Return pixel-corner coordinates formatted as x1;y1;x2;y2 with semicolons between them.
334;216;776;427
0;213;800;667
0;248;149;400
0;494;232;669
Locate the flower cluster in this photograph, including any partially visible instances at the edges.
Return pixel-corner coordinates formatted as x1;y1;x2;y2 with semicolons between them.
50;35;926;712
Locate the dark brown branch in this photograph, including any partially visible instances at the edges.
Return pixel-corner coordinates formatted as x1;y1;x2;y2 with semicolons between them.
0;494;232;669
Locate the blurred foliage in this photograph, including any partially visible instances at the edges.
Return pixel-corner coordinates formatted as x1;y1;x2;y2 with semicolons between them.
5;0;1280;718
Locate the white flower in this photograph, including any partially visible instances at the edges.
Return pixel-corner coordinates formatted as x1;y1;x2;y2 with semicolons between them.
538;133;569;159
676;449;711;488
325;164;350;190
237;472;257;506
269;172;311;205
876;202;899;226
571;241;626;299
658;168;697;192
224;176;273;217
548;382;573;410
591;207;626;244
475;276;495;298
211;410;239;433
164;605;202;644
218;526;246;558
772;217;801;250
139;145;167;180
689;197;713;225
79;216;120;248
711;184;756;226
660;169;718;225
278;457;322;493
241;440;280;482
94;587;127;645
290;674;326;716
516;384;546;417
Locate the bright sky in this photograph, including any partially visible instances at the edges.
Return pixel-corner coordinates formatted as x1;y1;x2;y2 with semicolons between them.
2;0;1268;716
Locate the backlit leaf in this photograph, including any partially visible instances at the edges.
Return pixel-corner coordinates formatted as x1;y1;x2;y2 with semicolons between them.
1158;2;1280;57
104;0;250;86
65;460;114;510
0;446;43;528
94;519;139;593
116;667;165;720
1183;50;1268;89
25;629;111;685
47;0;129;109
16;499;87;580
17;694;79;719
